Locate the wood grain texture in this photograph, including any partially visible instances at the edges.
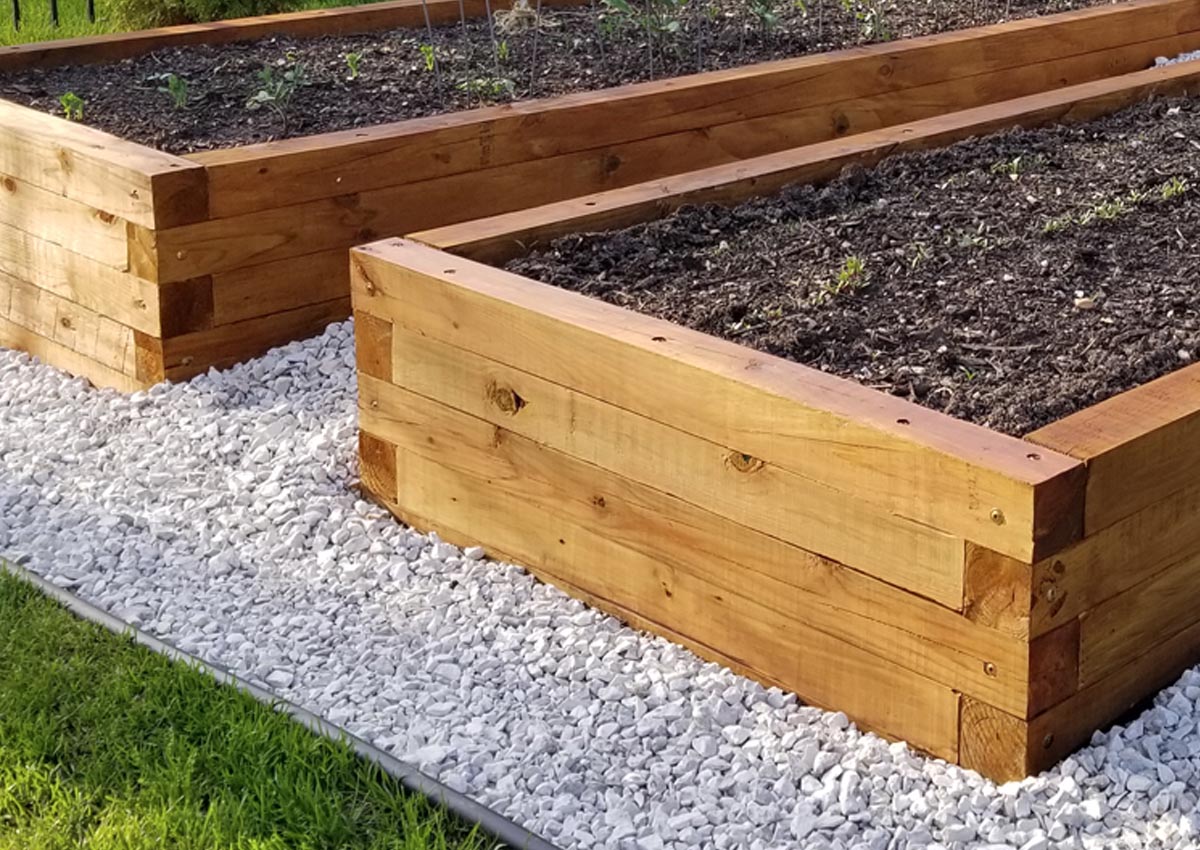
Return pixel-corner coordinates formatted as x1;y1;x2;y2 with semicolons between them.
1028;361;1200;534
354;310;393;382
959;697;1032;781
1028;478;1200;636
0;0;587;72
192;0;1200;219
0;171;128;267
0;313;142;391
351;240;1084;564
360;370;1031;710
376;433;963;759
210;249;348;326
0;101;206;229
418;59;1200;263
374;326;967;606
0;221;160;334
358;431;398;503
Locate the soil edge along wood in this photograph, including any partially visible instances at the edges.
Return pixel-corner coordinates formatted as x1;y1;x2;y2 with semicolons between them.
5;0;1200;388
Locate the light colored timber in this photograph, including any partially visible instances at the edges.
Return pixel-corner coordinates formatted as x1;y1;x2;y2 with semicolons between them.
374;435;964;760
0;272;138;376
0;171;128;268
374;325;965;607
190;0;1200;219
0;0;587;72
359;370;1030;711
0;314;141;391
1028;360;1200;534
351;240;1084;564
416;59;1200;263
0;221;160;334
210;249;347;326
0;101;207;229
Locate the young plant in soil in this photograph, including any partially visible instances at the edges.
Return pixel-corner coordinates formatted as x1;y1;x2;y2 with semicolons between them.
58;90;84;120
245;53;307;132
158;72;190;109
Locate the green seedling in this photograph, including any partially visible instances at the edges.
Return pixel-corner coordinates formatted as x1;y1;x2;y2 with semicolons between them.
813;255;869;303
497;40;510;62
457;76;516;100
345;52;363;80
246;55;308;132
1161;176;1190;200
989;154;1042;181
418;43;436;72
59;91;85;121
158;73;189;109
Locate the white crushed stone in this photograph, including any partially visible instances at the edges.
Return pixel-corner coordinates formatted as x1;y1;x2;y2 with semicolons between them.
3;319;1200;849
1156;50;1200;67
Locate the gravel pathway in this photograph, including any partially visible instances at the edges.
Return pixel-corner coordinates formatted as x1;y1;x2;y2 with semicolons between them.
2;321;1200;850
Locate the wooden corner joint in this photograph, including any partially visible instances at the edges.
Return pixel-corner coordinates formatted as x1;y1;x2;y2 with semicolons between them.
359;431;398;504
354;311;394;383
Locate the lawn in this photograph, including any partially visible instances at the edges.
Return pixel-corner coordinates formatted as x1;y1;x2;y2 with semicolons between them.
0;0;389;45
0;567;488;850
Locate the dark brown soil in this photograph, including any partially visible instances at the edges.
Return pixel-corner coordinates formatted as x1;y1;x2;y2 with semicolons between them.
0;0;1108;152
507;96;1200;436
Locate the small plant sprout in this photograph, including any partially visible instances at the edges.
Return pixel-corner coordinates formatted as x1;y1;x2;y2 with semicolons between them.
159;74;189;110
497;39;511;62
344;52;363;80
418;43;437;72
246;54;308;133
59;92;85;121
813;255;869;303
1161;176;1190;200
840;0;891;41
457;76;516;100
990;154;1041;181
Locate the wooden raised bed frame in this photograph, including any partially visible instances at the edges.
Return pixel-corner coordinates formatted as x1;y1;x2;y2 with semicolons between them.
5;0;1200;389
351;72;1200;779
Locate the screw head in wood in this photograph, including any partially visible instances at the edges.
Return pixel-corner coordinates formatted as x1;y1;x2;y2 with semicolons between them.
990;508;1006;525
983;662;997;678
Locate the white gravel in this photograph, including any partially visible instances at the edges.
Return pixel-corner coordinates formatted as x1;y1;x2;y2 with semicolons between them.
3;320;1200;849
1156;50;1200;67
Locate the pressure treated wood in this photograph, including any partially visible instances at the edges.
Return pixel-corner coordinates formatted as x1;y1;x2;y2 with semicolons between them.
353;212;1200;780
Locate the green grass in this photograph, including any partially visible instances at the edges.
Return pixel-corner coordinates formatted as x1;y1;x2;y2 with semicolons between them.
0;568;489;850
0;0;386;46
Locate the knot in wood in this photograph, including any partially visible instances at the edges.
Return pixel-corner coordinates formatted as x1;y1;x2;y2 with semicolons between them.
727;451;764;474
487;381;526;415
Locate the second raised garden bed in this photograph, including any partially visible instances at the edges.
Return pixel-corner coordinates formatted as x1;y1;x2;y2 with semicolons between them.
3;0;1200;388
351;89;1200;781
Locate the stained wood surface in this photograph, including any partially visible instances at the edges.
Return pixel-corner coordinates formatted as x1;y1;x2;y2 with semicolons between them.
0;0;586;72
191;0;1200;219
0;171;128;267
1028;361;1200;533
368;430;964;760
0;314;141;391
352;240;1083;565
418;59;1200;263
0;101;207;229
210;250;347;326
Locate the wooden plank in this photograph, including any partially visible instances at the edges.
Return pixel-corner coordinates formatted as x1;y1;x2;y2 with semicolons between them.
1028;361;1200;534
959;697;1033;782
420;59;1200;263
0;171;128;267
191;0;1200;218
351;240;1084;564
0;101;206;229
0;221;160;334
0;314;142;391
1030;615;1200;772
373;433;963;759
159;297;349;380
361;371;1031;712
1079;549;1200;686
1026;478;1200;636
0;271;138;375
210;249;347;326
358;431;397;503
0;0;587;72
373;324;966;606
354;311;393;382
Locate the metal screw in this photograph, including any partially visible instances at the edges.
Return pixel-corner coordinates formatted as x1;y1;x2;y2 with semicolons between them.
990;508;1006;525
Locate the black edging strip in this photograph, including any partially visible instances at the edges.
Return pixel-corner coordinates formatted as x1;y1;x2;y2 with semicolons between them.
4;562;563;850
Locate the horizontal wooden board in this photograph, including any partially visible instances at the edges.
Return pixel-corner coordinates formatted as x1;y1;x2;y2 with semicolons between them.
0;220;160;334
0;0;586;72
1027;477;1200;636
0;100;206;229
191;0;1200;218
0;171;128;267
373;434;963;759
0;313;142;391
419;59;1200;263
351;240;1084;564
160;296;349;380
1028;361;1200;534
361;371;1031;713
0;272;138;375
374;326;966;606
210;249;347;326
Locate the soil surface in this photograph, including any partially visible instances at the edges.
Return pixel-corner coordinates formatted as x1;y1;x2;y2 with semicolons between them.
508;96;1200;436
0;0;1107;152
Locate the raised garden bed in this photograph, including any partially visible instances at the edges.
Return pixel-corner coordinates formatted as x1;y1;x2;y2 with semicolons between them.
351;89;1200;781
3;0;1200;391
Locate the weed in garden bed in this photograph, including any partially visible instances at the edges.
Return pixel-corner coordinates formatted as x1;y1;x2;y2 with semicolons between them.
0;567;487;850
58;90;84;120
158;73;191;109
